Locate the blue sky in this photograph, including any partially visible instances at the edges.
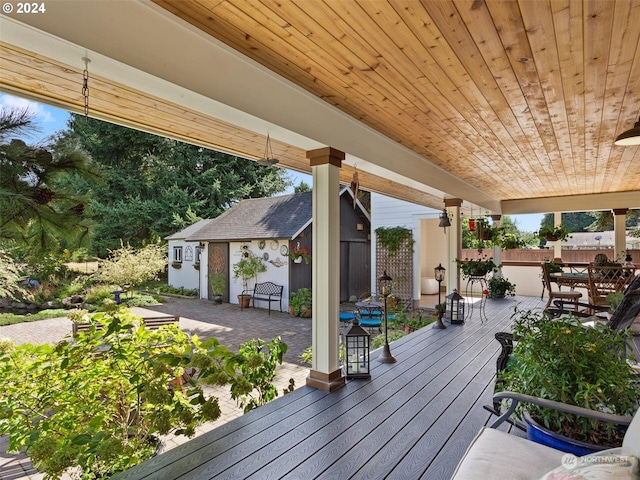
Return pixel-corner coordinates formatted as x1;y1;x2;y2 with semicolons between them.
1;93;542;232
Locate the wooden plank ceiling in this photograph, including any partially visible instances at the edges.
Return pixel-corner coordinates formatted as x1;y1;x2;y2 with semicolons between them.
151;0;640;204
1;0;639;212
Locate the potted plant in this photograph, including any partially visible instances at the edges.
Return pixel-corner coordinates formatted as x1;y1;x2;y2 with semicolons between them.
498;309;640;454
289;288;312;317
0;307;234;478
456;255;498;279
232;250;266;308
486;274;516;298
289;243;311;264
537;224;571;242
209;271;225;304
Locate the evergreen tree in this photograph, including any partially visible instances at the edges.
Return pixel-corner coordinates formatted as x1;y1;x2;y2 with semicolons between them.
65;116;291;255
0;108;97;256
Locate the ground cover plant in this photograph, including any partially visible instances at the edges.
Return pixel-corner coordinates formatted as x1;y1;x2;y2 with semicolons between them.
0;306;291;478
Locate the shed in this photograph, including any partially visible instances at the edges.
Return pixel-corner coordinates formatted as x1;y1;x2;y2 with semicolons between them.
168;187;371;309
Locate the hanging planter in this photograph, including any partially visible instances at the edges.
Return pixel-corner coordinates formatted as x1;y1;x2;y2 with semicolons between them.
293;256;303;264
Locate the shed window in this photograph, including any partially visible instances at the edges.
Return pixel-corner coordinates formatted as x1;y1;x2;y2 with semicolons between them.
173;246;183;263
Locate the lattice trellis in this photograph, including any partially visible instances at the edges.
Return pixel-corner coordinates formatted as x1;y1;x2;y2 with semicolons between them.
376;234;413;301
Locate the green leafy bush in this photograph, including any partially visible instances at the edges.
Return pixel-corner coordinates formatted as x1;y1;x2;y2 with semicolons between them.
230;337;291;413
0;307;235;478
498;309;640;447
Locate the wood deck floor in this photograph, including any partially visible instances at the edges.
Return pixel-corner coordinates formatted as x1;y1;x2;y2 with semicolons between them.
115;296;546;480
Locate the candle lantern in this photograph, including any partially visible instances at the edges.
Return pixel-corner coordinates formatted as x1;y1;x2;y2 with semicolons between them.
344;321;371;379
377;271;396;363
445;289;466;325
433;264;447;329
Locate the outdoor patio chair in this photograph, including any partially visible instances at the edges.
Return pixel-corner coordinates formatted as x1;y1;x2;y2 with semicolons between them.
587;264;636;310
541;262;582;310
453;392;639;480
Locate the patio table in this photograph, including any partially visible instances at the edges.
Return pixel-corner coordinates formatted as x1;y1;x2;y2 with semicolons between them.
550;271;589;290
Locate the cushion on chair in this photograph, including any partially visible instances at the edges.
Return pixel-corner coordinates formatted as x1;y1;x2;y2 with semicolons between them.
339;312;355;322
450;427;565;480
538;448;638;480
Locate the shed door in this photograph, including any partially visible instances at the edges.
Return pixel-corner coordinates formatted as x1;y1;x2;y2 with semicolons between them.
341;241;370;301
208;242;229;302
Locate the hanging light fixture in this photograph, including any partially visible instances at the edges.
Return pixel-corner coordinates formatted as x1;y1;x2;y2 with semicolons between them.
257;133;279;166
614;117;640;146
438;208;451;228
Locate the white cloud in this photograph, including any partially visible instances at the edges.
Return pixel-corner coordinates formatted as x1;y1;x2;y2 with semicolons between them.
0;94;54;123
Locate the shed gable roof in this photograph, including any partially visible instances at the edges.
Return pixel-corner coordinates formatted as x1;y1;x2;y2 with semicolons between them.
164;218;213;241
187;192;313;242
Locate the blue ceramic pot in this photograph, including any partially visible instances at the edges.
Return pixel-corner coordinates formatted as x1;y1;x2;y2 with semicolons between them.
524;411;606;456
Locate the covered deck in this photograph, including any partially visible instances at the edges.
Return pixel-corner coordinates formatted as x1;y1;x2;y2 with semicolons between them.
117;296;543;479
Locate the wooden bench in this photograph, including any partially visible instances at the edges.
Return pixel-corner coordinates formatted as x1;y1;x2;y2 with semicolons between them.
242;281;283;315
72;315;179;337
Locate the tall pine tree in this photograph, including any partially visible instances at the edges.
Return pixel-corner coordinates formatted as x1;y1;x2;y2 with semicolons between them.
66;116;291;255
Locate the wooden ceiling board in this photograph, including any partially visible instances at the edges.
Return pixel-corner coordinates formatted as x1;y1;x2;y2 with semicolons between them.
151;0;640;203
3;0;639;212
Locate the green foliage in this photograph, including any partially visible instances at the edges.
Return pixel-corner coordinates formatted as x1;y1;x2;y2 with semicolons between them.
99;242;166;294
289;288;312;317
375;226;414;256
462;216;535;249
486;274;516;298
293;181;311;193
371;330;406;349
0;108;98;255
456;256;498;279
229;337;291;413
0;309;68;326
537;224;571;241
0;250;30;301
65;116;291;255
208;272;226;296
299;345;313;366
498;309;640;447
232;250;266;290
0;308;237;478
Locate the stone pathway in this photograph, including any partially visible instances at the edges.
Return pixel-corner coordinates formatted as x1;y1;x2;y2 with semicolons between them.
0;298;311;480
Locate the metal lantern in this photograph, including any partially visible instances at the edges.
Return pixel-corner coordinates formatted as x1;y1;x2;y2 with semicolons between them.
433;264;447;329
438;208;451;228
377;270;396;363
378;270;392;297
445;289;465;325
344;321;371;379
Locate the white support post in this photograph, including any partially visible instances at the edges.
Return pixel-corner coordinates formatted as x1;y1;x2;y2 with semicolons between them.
613;209;628;260
444;199;462;294
553;212;562;261
305;147;345;392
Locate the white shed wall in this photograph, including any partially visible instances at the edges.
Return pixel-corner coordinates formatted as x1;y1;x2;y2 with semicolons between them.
229;240;291;310
167;239;201;291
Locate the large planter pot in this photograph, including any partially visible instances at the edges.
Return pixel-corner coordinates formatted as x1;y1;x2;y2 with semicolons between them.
300;306;312;318
237;294;251;308
523;411;607;456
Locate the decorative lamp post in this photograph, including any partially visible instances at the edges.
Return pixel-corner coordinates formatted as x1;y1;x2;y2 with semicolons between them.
445;289;465;325
377;271;396;363
433;264;447;329
344;320;371;379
